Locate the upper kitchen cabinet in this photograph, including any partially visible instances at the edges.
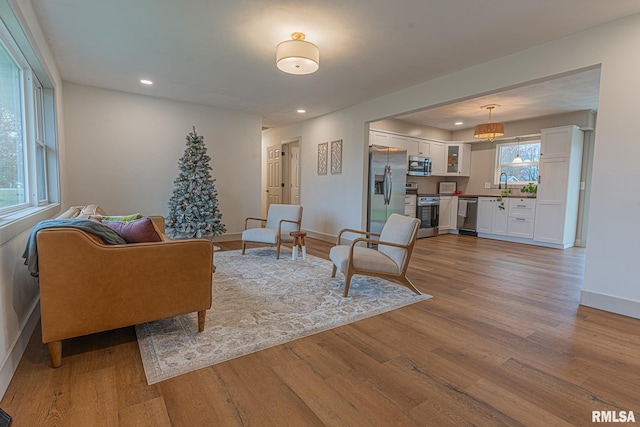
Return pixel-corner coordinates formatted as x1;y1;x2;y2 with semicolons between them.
430;141;445;175
369;131;472;177
408;138;430;157
445;143;471;176
369;130;407;149
539;125;581;158
533;125;584;248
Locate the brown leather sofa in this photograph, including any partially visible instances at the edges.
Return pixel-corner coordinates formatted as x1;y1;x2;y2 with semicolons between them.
36;213;213;368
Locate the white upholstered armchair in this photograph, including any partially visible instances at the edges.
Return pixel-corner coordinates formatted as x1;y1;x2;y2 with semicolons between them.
330;213;421;297
242;204;303;259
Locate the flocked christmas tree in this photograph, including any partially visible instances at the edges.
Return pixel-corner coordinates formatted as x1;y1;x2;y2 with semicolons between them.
166;127;226;238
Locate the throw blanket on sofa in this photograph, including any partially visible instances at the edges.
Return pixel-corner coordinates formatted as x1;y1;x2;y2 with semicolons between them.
23;219;127;277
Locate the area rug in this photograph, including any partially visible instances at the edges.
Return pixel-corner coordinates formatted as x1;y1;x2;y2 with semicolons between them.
135;248;431;384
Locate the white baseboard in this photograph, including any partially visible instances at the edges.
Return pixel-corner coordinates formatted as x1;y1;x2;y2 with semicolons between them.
212;232;243;242
0;300;40;400
476;233;571;249
580;290;640;320
302;229;336;244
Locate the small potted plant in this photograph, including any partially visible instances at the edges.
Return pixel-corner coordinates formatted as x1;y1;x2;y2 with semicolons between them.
520;183;537;197
497;189;510;210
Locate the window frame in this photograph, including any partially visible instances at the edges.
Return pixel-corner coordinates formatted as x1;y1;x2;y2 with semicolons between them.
0;26;30;215
0;2;60;237
494;139;541;186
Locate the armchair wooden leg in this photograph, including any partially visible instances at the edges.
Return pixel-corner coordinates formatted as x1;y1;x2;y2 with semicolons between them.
276;243;281;260
343;271;354;297
331;264;337;278
241;241;246;255
400;276;421;295
48;341;62;368
198;310;206;332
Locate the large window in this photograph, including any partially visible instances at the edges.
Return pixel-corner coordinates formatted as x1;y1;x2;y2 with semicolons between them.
0;40;26;212
495;140;540;185
0;9;56;219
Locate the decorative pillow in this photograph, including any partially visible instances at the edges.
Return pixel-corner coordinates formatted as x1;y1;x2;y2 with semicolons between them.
57;207;82;219
100;213;143;223
102;217;162;243
80;204;106;216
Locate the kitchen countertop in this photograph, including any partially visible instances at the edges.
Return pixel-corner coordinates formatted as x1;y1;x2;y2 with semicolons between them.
452;194;537;198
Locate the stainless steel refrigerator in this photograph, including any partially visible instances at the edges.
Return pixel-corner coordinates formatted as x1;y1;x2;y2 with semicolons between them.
368;145;408;234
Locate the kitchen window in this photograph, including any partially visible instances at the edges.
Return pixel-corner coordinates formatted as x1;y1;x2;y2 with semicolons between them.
494;140;540;185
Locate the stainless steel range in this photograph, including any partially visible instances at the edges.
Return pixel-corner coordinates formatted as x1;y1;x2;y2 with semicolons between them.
416;194;440;238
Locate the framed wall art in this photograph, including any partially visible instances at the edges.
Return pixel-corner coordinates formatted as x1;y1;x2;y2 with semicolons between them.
331;139;342;174
317;142;328;175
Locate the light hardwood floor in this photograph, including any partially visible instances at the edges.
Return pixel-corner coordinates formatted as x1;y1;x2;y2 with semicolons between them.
2;235;639;426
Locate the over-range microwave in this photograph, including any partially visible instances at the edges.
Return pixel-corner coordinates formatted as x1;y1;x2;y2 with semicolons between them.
407;155;432;176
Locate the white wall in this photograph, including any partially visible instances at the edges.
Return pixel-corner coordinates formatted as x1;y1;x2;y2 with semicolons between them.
264;14;640;319
63;83;262;239
263;110;372;239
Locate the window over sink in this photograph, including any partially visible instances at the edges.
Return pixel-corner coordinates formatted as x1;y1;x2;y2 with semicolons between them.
494;140;540;185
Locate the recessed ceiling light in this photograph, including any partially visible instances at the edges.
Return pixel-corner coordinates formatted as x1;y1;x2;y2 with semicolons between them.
140;79;153;85
454;121;464;126
297;109;306;113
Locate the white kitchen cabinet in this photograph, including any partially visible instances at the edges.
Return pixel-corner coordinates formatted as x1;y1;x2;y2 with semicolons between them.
540;125;577;158
370;131;389;147
408;138;430;157
438;196;458;233
444;143;471;176
430;142;445;175
389;134;408;150
370;131;408;149
507;198;536;238
478;197;508;235
533;126;583;247
404;194;417;217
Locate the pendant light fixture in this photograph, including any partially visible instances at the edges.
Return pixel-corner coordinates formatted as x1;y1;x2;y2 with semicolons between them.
276;32;319;75
474;104;505;142
513;138;523;163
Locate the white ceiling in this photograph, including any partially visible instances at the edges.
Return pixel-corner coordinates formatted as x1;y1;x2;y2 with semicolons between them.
394;67;601;131
31;1;640;129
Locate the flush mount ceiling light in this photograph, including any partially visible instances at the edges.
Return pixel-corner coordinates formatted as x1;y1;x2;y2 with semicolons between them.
474;104;505;142
276;32;319;75
139;79;153;85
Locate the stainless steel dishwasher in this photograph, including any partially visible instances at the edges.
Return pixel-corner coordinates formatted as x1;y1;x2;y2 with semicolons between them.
457;197;478;236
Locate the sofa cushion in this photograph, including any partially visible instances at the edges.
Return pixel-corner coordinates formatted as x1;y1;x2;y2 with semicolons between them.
57;204;106;221
102;217;162;243
57;207;82;219
100;213;143;222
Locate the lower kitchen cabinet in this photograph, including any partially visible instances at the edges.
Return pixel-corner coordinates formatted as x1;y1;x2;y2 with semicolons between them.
438;196;458;233
507;198;536;238
404;194;417;217
477;197;508;235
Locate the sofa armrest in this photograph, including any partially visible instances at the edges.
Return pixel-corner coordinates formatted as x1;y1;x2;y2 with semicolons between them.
149;215;166;233
36;228;213;344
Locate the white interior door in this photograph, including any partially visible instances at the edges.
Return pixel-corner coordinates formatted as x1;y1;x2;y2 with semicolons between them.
266;144;282;209
289;143;300;204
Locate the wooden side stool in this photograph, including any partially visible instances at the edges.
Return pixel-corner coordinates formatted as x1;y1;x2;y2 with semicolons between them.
289;231;307;260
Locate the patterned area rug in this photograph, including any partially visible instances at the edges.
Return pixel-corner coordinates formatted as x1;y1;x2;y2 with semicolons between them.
136;248;432;384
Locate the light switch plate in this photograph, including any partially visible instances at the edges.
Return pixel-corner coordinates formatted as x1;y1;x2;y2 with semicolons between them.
580;181;585;190
484;182;491;189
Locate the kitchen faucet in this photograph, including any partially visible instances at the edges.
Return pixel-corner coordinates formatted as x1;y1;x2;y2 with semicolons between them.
498;172;508;191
